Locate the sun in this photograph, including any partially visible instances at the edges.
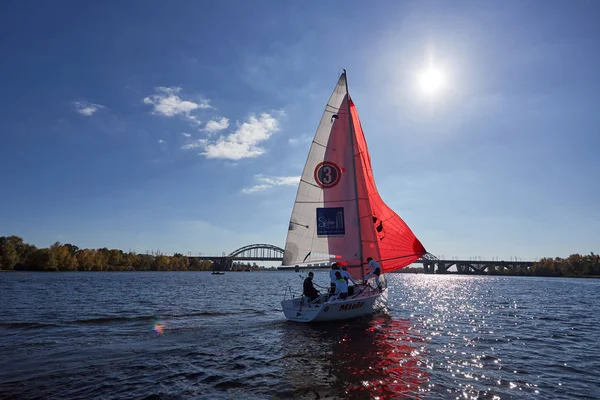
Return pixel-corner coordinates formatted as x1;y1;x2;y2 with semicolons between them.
418;67;445;96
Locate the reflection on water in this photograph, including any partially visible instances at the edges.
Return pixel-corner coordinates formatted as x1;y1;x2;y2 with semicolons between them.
280;314;429;399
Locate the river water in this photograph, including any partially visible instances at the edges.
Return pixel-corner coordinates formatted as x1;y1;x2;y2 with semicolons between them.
0;271;599;399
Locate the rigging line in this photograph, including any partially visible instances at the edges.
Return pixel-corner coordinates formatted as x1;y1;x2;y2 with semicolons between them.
312;140;337;151
350;285;369;299
350;282;379;299
293;197;373;204
295;199;362;204
297;258;337;264
289;221;309;229
344;70;364;281
359;214;381;219
299;179;322;189
376;214;403;224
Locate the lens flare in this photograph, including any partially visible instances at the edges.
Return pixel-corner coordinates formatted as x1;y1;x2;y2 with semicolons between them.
153;320;165;335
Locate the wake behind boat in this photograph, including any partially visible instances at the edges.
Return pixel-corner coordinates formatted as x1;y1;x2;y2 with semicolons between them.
280;70;427;323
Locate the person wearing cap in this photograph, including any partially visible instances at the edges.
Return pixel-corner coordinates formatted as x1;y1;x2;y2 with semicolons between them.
365;257;382;290
340;264;357;296
303;271;320;302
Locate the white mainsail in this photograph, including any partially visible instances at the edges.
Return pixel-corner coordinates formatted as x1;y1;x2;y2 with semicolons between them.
283;73;362;270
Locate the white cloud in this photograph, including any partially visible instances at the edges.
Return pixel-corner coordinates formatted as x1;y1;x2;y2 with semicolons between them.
181;139;207;150
204;117;229;133
143;86;211;123
242;174;300;193
181;132;192;137
242;184;272;194
187;115;202;126
158;139;165;144
189;112;281;160
288;134;312;146
73;101;104;116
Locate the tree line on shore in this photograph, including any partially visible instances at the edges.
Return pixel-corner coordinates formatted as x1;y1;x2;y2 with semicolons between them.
0;236;264;272
0;236;597;276
490;253;600;277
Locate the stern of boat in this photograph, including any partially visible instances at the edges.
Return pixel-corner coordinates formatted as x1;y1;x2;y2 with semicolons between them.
281;287;326;322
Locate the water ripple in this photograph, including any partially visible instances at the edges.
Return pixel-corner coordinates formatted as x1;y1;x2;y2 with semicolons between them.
1;272;599;399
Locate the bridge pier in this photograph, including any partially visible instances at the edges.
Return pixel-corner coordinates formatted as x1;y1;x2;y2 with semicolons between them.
472;265;486;274
424;262;435;274
435;262;456;274
457;264;469;274
435;262;445;273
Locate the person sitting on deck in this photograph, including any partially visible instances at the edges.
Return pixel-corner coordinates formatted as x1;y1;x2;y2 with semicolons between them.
340;264;357;296
329;271;348;302
329;262;340;297
303;272;320;302
365;257;382;291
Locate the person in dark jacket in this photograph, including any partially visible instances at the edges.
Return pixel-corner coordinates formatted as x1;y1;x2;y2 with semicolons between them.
303;271;320;302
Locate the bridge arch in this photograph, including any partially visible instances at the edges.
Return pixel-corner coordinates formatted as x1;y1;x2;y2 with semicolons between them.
228;244;284;259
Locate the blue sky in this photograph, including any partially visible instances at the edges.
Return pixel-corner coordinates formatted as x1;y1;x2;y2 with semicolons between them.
1;0;599;260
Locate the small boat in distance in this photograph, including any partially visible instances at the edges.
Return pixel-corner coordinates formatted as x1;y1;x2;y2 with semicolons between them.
211;271;225;275
281;70;427;322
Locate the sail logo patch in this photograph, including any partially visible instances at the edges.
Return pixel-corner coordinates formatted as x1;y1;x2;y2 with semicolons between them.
316;207;345;236
314;162;341;188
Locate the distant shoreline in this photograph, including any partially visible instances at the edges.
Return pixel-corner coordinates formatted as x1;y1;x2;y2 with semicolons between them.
1;269;599;279
1;235;598;277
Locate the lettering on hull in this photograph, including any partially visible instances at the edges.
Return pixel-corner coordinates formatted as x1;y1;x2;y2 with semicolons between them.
338;301;365;312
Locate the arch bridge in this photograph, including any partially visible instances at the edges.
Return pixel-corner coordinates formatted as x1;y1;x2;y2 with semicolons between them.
188;244;284;271
228;244;284;261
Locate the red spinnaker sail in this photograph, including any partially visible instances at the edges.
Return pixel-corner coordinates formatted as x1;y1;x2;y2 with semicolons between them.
350;99;426;272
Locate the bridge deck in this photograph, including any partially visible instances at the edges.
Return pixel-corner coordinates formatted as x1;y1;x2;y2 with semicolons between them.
186;243;534;274
275;259;534;274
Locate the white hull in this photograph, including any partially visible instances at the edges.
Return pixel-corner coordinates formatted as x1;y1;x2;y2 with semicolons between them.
281;285;387;323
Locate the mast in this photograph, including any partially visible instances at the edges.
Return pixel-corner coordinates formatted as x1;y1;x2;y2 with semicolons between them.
343;69;365;281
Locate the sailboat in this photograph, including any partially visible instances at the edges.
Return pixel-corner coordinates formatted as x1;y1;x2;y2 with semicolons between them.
281;70;427;323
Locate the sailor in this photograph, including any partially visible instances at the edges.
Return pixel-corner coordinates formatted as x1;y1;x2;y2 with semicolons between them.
303;271;320;302
329;262;340;297
340;264;357;296
365;257;382;290
329;271;348;302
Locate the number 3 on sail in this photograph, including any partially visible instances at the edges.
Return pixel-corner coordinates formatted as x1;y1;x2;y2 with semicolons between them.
314;161;341;188
281;70;427;323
